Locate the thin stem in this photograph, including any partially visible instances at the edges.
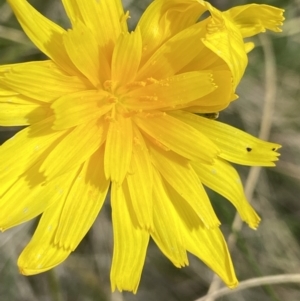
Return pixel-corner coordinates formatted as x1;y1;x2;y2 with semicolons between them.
202;33;278;301
196;274;300;301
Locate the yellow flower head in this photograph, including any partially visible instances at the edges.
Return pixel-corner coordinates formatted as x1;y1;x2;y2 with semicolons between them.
0;0;284;293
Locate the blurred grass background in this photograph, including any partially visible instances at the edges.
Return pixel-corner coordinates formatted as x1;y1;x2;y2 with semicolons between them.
0;0;300;300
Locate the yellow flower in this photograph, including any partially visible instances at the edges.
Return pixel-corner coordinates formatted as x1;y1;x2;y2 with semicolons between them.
0;0;284;293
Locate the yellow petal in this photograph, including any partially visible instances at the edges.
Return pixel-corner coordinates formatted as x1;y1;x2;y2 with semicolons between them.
0;96;49;126
62;0;127;60
54;146;109;250
137;22;206;80
167;184;238;288
111;182;149;293
0;166;75;231
111;28;142;86
0;118;66;196
63;21;102;87
184;70;233;111
151;169;188;268
224;4;285;38
192;158;260;229
104;114;133;184
202;2;248;89
125;71;216;110
40;119;107;179
126;126;153;229
172;111;281;166
138;0;206;62
1;61;89;102
18;200;71;275
149;143;220;229
134;112;219;163
7;0;76;74
51;90;113;130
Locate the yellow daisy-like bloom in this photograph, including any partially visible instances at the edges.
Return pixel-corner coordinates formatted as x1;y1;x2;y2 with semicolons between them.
0;0;284;293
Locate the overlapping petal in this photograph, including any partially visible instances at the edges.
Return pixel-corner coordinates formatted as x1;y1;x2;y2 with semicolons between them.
166;183;238;287
192;158;260;229
104;114;133;184
54;146;109;251
138;0;206;62
63;21;102;87
126;126;153;230
0;95;49;126
171;110;280;166
0;166;75;231
62;0;127;60
7;0;76;74
18;199;72;275
40;119;107;179
151;169;188;267
149;143;220;229
134;112;219;163
126;71;216;110
0;61;90;102
202;2;248;90
111;28;142;87
137;22;206;80
0;117;67;196
51;90;113;129
111;182;149;293
224;4;285;38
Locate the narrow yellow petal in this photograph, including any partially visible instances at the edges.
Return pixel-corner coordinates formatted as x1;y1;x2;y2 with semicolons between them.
0;99;49;126
126;126;153;229
149;143;220;229
224;4;285;38
172;111;281;166
111;28;142;86
151;169;188;268
7;0;76;74
0;166;75;231
134;112;219;163
192;158;261;229
180;70;234;112
63;21;102;87
0;118;66;197
111;182;149;293
138;0;206;62
202;2;248;89
137;22;206;80
40;119;107;179
62;0;127;60
104;115;133;184
1;61;89;102
51;90;113;130
54;146;109;251
18;201;71;275
167;183;238;288
125;71;216;110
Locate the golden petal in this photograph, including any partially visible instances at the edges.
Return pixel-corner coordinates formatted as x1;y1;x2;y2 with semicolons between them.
149;143;220;229
7;0;76;74
151;169;188;268
104;114;133;184
1;61;90;102
134;112;219;163
172;111;281;166
54;146;109;250
126;126;153;230
110;182;149;293
40;119;107;179
192;158;261;229
224;4;285;38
